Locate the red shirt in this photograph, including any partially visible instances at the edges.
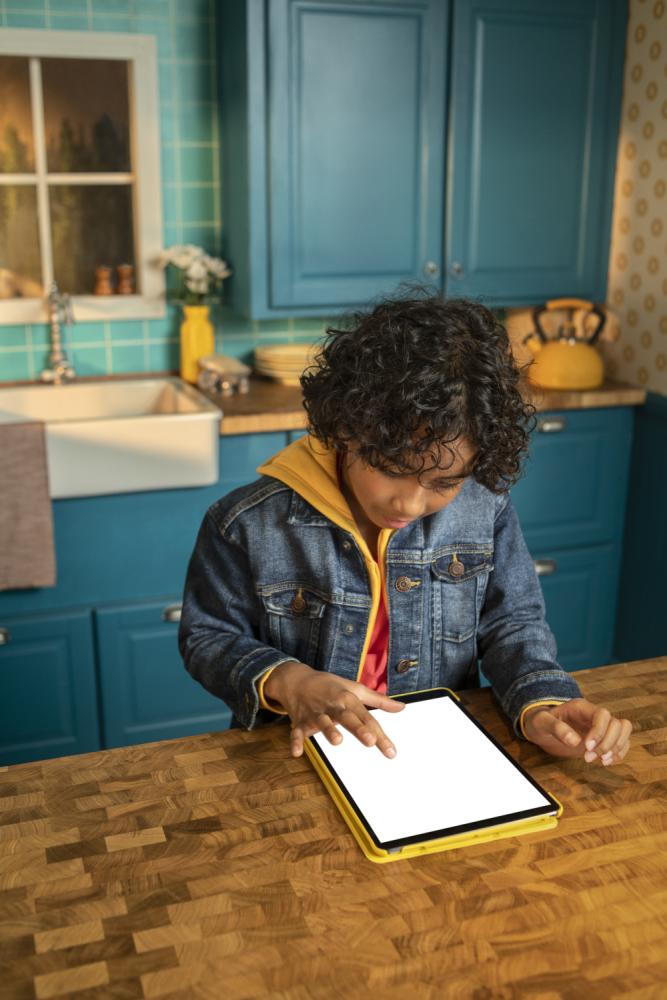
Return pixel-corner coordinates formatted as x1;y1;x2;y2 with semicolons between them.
337;455;389;693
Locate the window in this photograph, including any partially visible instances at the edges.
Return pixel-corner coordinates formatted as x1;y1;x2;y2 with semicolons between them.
0;29;164;324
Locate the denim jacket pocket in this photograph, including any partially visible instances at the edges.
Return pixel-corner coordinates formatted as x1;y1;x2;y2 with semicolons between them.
257;582;329;665
431;548;494;643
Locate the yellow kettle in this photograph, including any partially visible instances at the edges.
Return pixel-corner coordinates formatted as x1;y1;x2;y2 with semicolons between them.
523;298;605;390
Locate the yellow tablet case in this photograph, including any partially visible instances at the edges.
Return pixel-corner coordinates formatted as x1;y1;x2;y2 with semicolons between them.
304;688;563;864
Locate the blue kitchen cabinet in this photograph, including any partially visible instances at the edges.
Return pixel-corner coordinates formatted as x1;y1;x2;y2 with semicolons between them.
219;431;287;493
219;0;626;317
0;431;289;764
220;0;448;317
0;610;100;765
446;0;626;305
96;601;231;749
511;407;634;671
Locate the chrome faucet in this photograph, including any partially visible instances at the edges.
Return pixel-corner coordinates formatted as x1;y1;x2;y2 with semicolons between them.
41;282;76;383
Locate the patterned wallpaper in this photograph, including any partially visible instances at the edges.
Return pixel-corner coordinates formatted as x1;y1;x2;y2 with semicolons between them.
604;0;667;396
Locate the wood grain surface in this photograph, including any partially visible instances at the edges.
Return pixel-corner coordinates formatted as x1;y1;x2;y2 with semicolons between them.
1;658;666;999
211;379;646;436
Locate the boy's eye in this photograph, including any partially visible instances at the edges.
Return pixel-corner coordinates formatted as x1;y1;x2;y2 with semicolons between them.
431;479;463;493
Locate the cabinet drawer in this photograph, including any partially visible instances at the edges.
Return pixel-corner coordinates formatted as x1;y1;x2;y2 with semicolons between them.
219;432;288;492
0;610;100;765
511;408;633;551
96;601;231;749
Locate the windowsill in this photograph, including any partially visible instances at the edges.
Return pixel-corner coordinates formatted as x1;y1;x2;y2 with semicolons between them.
0;295;166;325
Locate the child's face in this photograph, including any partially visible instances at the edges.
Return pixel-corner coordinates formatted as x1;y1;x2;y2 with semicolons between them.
342;437;476;532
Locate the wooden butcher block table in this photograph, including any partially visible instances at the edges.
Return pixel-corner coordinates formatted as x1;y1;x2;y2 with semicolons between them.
1;658;666;999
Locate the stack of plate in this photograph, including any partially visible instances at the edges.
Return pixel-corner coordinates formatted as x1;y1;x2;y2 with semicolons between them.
253;343;319;386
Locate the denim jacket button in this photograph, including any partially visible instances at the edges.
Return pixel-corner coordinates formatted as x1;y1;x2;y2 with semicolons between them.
342;539;352;551
290;589;307;613
448;558;465;578
395;575;412;592
396;658;417;674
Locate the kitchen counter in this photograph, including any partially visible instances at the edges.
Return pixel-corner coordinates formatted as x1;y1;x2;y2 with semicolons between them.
214;378;647;435
1;657;665;998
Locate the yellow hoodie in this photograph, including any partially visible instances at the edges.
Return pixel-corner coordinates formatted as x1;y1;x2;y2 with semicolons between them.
255;434;393;708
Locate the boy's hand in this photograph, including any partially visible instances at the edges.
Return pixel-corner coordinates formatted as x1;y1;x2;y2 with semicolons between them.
522;698;632;765
263;661;405;759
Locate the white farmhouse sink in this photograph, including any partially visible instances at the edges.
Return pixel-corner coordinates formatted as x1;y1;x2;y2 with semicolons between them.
0;378;221;498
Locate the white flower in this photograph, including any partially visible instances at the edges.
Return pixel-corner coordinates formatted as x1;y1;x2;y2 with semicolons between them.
185;276;209;294
203;254;231;280
186;259;208;282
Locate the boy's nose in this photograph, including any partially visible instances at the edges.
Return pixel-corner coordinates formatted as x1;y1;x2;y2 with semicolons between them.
391;489;425;519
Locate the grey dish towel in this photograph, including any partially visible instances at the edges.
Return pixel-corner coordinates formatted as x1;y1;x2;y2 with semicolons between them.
0;421;56;590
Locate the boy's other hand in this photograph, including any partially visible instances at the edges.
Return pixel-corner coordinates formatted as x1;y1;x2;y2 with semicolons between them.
522;698;632;766
264;661;405;759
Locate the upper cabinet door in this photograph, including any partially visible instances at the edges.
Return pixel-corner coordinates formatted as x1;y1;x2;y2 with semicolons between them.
267;0;448;310
445;0;627;306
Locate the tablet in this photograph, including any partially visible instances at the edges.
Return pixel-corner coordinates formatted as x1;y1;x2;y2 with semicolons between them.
305;688;561;863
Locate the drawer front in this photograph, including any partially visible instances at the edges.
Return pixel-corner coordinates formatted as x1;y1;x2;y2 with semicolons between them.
219;432;289;493
96;601;231;749
0;610;100;765
511;408;633;551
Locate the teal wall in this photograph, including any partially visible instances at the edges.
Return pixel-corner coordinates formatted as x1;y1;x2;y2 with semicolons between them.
0;0;329;383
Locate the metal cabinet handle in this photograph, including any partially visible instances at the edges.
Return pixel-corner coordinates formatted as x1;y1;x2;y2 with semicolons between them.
449;261;465;278
534;559;557;576
537;417;567;433
0;627;10;645
423;260;440;278
161;603;182;623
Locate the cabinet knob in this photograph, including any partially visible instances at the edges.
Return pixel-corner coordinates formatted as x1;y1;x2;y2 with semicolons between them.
161;603;182;624
0;627;10;645
423;260;440;278
534;559;557;576
449;261;465;278
537;417;567;434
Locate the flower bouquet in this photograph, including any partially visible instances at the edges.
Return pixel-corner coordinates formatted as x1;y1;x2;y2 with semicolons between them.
158;244;232;383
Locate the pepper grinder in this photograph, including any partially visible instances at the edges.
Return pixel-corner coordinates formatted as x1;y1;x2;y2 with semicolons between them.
116;263;134;295
94;265;113;295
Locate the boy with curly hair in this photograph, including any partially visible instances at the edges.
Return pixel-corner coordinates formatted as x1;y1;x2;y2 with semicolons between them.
179;294;631;766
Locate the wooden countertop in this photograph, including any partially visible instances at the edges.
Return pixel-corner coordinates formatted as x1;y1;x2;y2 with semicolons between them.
214;378;647;435
1;657;665;998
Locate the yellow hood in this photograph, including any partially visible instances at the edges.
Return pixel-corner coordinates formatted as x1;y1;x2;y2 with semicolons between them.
258;434;358;537
258;435;389;683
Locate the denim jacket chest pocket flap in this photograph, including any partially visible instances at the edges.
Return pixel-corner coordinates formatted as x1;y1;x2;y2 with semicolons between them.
430;547;494;643
257;582;329;666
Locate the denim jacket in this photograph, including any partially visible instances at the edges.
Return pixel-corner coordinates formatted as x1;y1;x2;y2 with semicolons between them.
179;437;581;735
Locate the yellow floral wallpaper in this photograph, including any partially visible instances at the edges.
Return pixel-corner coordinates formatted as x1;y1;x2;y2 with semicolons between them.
604;0;667;395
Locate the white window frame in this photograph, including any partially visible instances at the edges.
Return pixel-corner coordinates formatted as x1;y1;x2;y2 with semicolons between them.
0;29;164;324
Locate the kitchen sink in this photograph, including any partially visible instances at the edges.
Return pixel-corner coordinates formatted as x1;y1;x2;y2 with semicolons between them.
0;377;221;498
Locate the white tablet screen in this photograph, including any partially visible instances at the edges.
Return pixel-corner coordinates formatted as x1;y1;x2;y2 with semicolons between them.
311;693;555;847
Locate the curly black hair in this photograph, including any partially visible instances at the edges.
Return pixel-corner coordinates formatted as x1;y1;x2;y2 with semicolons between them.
300;291;535;493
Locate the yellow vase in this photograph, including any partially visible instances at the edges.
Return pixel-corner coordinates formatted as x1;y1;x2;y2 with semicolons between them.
179;305;214;383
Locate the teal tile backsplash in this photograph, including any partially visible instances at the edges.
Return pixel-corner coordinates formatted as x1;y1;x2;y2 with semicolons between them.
0;0;327;383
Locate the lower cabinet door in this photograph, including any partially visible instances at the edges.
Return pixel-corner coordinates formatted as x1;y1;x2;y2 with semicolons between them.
480;544;618;688
96;600;232;749
0;610;100;765
532;544;618;672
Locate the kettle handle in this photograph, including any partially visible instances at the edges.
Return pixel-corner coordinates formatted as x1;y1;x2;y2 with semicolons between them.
532;298;606;344
586;304;607;345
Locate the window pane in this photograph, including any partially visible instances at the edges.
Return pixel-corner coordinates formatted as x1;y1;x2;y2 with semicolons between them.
42;59;131;173
0;57;35;173
0;186;42;299
50;184;136;295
